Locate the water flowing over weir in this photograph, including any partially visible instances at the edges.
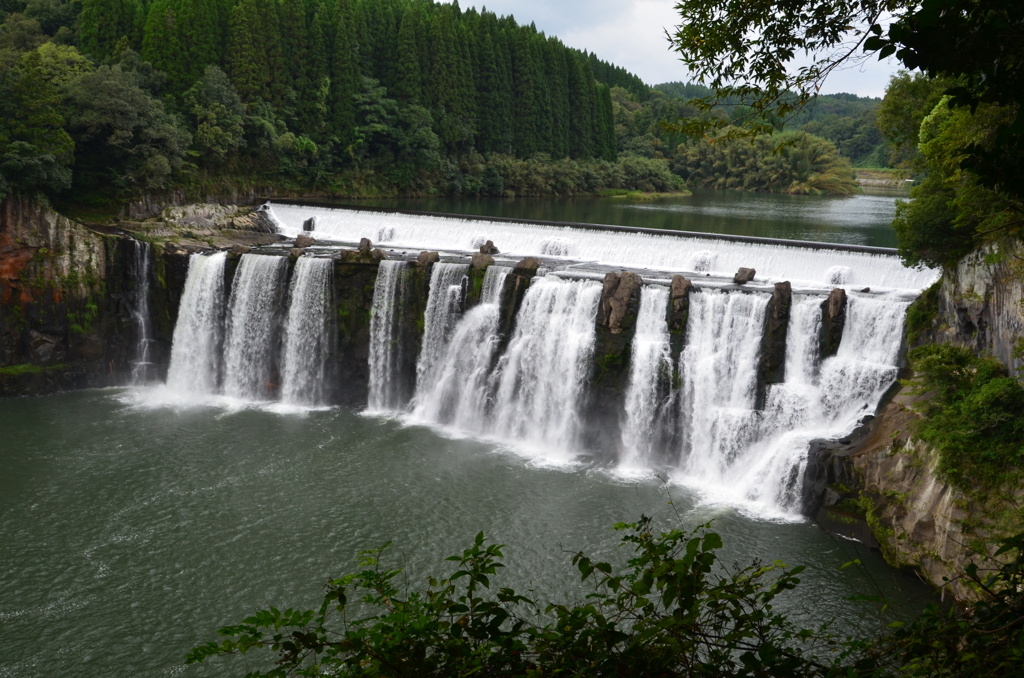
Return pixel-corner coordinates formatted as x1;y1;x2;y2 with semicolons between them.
281;257;334;405
167;252;227;394
158;201;924;516
223;254;289;400
129;240;154;385
415;263;469;390
410;266;511;429
268;203;939;291
368;260;411;412
490;277;604;455
620;286;673;470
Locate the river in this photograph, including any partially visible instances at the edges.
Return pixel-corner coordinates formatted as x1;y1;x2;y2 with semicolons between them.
0;190;929;677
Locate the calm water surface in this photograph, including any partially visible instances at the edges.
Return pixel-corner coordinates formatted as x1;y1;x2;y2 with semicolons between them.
353;187;907;248
1;390;930;677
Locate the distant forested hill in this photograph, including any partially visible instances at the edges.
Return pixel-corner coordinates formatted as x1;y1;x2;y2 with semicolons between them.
0;0;876;207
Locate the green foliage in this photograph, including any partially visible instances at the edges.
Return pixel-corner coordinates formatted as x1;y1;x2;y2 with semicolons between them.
907;344;1024;490
892;100;1021;268
184;65;245;163
63;60;191;197
905;281;941;340
79;0;143;62
676;130;859;195
188;517;853;677
0;362;66;376
876;72;951;171
0;45;74;197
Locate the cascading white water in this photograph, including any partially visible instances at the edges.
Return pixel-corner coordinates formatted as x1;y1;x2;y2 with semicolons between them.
367;260;410;412
671;293;911;515
129;240;154;385
222;254;289;400
268;203;940;292
414;263;469;391
678;289;770;479
281;257;334;406
489;275;603;456
619;286;673;470
410;266;511;428
166;252;227;395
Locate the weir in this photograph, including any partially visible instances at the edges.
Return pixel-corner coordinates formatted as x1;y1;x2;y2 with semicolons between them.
223;254;289;401
159;206;925;516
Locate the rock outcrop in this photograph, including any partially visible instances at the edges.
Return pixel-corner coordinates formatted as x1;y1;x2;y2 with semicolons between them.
819;288;847;359
759;281;792;402
733;267;756;284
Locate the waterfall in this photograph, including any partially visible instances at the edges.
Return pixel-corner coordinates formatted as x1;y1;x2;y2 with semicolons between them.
414;263;469;391
167;252;227;395
619;286;673;470
410;266;511;428
268;203;939;292
367;260;411;412
678;289;770;478
129;240;154;385
489;275;603;456
281;257;334;406
222;254;289;401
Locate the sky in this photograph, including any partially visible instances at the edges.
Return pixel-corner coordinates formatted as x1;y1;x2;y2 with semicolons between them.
447;0;900;98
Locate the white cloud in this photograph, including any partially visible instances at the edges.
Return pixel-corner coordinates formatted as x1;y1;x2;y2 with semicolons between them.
449;0;898;97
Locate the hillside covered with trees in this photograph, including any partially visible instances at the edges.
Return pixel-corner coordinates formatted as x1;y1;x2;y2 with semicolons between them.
0;0;892;209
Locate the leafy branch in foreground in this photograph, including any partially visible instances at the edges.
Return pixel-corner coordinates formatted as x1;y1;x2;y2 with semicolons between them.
187;517;857;677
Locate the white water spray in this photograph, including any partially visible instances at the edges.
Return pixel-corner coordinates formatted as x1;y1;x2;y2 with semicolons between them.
620;286;673;470
489;276;603;456
166;252;227;395
129;240;155;385
367;260;410;412
410;266;511;429
223;254;289;400
281;257;334;406
414;263;469;391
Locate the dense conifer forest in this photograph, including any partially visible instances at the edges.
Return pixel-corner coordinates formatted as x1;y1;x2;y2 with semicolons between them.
0;0;891;208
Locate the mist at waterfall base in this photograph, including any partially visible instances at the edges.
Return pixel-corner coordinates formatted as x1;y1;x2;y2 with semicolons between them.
2;199;939;675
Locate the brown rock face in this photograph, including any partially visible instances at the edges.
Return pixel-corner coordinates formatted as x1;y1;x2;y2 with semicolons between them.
471;253;495;270
479;240;500;255
759;281;792;393
600;271;643;335
294;234;315;249
417;251;440;268
512;257;541;275
819;287;848;359
358;238;372;253
733;267;756;284
302;217;316;232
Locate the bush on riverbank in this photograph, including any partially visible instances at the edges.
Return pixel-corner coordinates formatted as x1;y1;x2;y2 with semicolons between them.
673;130;860;196
188;516;1024;678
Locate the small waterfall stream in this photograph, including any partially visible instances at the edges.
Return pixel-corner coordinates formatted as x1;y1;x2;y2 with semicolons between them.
367;260;410;412
223;254;289;400
620;286;672;470
411;266;511;428
167;252;227;395
414;263;469;391
129;240;154;385
489;276;603;455
281;257;334;406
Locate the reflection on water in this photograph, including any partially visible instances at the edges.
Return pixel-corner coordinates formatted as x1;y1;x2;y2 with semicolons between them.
0;389;931;677
352;187;907;248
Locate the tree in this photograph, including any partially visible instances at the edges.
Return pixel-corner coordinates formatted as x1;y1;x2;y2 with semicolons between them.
875;71;951;170
63;62;191;196
79;0;143;61
0;47;74;197
141;0;223;94
184;65;245;163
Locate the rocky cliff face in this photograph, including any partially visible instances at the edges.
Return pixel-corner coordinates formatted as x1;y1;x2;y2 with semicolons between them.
931;240;1024;375
805;241;1024;603
0;196;136;394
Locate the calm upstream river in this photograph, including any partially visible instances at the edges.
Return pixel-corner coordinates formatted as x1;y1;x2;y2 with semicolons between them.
1;191;924;677
353;187;907;248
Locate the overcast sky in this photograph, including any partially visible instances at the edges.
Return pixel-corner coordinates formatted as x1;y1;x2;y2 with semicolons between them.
448;0;899;98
